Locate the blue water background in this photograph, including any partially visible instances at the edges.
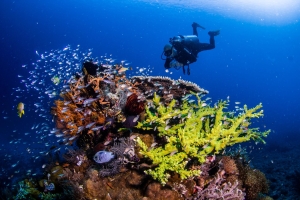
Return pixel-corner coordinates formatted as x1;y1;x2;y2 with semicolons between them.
0;0;300;189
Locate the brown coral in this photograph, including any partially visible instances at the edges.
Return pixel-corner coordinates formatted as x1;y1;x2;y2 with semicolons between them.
125;93;145;115
85;179;105;199
221;156;239;175
244;169;269;200
145;182;182;200
237;161;269;200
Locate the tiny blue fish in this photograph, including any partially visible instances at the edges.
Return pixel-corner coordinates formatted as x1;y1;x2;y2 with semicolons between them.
93;151;115;164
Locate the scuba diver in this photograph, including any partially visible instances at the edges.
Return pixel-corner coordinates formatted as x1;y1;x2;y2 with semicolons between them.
162;22;220;75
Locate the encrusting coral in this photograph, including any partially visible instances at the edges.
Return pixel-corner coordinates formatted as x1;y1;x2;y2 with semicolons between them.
136;92;270;185
238;165;270;200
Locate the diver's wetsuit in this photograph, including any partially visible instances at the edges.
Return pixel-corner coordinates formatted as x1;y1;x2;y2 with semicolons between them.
164;24;217;72
192;24;216;53
173;35;215;66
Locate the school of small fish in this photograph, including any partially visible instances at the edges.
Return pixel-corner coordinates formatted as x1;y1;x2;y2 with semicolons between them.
0;45;155;188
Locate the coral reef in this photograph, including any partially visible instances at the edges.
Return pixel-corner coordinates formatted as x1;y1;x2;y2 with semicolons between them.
10;60;272;200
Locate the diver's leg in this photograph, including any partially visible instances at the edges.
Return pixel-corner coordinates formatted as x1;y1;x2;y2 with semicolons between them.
209;35;215;47
195;36;215;52
194;30;220;52
192;23;198;36
192;22;205;36
208;30;220;47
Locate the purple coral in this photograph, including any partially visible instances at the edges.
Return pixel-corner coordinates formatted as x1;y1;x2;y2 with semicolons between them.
192;171;245;200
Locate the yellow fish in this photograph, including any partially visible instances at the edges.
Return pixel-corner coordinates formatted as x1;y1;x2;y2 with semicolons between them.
17;102;25;118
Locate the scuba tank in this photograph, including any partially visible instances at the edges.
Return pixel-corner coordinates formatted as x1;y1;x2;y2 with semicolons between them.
170;35;199;50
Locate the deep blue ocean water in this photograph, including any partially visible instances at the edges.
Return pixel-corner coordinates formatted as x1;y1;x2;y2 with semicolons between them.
0;0;300;198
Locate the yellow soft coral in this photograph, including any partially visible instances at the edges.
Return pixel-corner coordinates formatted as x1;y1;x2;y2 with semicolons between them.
136;93;270;184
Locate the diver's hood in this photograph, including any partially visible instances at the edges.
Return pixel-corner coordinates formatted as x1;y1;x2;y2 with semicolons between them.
164;44;172;52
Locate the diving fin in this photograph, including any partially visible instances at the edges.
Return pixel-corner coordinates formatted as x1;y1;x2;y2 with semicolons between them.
192;22;205;30
208;30;220;37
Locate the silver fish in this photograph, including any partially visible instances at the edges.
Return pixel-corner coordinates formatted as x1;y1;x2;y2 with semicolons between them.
83;98;97;105
86;122;96;129
132;115;139;123
93;151;115;164
91;126;103;131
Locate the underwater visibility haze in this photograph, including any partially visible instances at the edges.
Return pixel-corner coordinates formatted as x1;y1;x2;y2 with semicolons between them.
0;0;300;199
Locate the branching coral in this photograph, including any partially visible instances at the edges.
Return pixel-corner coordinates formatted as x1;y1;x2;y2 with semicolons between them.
195;172;246;200
136;92;270;184
51;65;136;144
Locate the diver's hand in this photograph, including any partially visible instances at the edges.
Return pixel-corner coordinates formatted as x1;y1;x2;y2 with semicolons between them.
164;58;172;69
